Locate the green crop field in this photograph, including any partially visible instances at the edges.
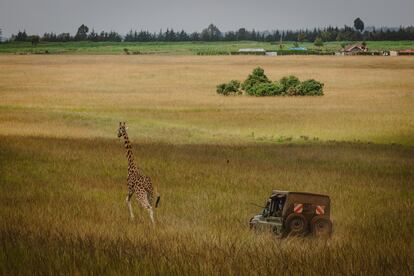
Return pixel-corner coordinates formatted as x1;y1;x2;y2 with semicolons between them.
0;55;413;275
0;40;414;55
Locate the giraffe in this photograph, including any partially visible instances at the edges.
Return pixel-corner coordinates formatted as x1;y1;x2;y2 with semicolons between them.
117;122;160;223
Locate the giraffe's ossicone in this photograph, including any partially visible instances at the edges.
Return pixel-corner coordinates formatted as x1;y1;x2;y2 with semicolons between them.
117;122;160;223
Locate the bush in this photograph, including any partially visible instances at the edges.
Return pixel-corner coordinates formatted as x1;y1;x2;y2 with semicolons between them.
279;75;300;92
296;79;324;96
216;68;324;97
314;37;324;47
241;67;271;95
250;82;284;96
216;80;242;96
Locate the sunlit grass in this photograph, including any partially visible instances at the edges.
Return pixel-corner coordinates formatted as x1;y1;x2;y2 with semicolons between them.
0;55;413;274
0;136;413;274
0;55;413;145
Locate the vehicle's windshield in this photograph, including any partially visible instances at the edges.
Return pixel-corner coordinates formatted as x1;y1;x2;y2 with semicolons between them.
270;195;286;216
262;200;271;217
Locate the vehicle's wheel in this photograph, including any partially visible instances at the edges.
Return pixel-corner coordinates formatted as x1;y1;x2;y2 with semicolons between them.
284;213;308;237
311;216;332;238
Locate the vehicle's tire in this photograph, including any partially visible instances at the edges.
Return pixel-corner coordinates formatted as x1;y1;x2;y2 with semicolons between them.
284;213;308;237
311;216;332;238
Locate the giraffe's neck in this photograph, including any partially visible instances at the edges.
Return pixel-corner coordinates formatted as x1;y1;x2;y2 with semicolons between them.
123;133;138;172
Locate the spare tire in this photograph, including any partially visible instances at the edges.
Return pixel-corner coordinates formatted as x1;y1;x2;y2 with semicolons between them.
284;213;308;237
311;216;332;238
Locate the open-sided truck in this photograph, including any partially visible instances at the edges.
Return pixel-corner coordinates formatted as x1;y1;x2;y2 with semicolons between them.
249;190;332;237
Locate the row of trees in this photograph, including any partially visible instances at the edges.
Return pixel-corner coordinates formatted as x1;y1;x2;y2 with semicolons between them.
9;19;414;43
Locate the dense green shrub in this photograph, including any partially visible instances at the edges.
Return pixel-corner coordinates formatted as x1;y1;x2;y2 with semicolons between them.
296;79;324;96
217;68;324;97
242;67;271;95
279;75;300;92
250;82;283;96
216;80;242;96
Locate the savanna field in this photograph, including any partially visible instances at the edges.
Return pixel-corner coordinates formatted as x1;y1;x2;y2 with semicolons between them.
0;55;413;275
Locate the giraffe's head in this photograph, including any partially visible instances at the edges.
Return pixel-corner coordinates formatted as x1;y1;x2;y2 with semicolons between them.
117;122;127;138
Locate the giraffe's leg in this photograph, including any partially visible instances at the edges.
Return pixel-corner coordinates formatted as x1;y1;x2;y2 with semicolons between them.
136;193;155;224
147;206;154;224
126;193;134;220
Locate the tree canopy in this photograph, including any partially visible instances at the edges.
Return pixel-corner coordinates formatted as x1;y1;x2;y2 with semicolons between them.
354;18;365;32
74;24;89;41
8;21;414;43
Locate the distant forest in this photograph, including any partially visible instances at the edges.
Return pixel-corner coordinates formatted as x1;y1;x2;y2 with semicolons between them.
5;18;414;43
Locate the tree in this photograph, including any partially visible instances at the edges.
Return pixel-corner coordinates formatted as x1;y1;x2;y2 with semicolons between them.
30;35;40;46
314;37;324;47
57;33;72;42
237;28;247;40
0;28;2;43
15;30;28;41
88;29;99;41
354;18;364;32
201;24;221;41
320;31;332;42
297;32;306;42
75;24;89;41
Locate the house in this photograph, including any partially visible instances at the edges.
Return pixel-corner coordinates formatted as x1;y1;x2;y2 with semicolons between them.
389;51;398;56
398;49;414;55
235;48;266;55
238;48;266;53
288;47;307;51
342;44;367;54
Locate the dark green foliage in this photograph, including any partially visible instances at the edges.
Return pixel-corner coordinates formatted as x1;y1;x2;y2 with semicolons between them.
217;68;324;97
216;80;242;96
75;24;89;41
275;50;335;56
30;35;40;46
14;30;28;42
279;75;300;91
9;22;414;44
249;82;283;96
296;79;324;96
354;18;365;32
242;67;271;95
197;50;230;55
314;37;324;47
201;24;222;41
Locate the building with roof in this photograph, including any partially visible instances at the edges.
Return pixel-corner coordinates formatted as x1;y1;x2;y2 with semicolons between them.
342;44;368;54
238;48;266;53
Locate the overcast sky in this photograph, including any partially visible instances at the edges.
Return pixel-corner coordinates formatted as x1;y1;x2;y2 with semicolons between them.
0;0;413;37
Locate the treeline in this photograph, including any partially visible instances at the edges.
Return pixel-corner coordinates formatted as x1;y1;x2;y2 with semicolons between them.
9;20;414;43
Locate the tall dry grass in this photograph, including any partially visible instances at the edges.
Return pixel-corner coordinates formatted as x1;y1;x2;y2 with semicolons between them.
0;55;413;144
0;55;413;274
1;136;413;274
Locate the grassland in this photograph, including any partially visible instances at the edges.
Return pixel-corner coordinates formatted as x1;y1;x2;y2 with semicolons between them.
0;55;413;275
1;40;414;55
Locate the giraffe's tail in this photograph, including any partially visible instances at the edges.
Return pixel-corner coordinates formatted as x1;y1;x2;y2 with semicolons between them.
155;196;160;208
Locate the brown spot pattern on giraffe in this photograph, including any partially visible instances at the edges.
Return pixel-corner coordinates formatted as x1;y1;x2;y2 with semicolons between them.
118;122;159;222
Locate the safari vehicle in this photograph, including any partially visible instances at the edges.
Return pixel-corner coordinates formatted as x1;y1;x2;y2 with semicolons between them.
249;190;332;238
